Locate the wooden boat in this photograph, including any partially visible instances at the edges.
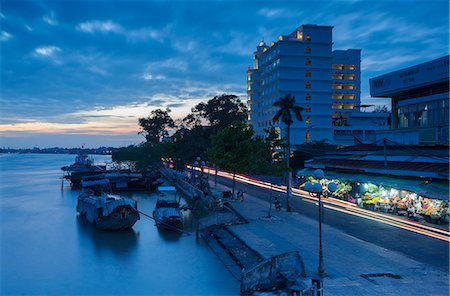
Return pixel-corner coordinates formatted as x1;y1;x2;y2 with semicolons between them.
77;179;140;231
61;153;106;187
153;186;183;231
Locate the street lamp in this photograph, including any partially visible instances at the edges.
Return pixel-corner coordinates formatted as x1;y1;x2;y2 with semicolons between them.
304;169;336;278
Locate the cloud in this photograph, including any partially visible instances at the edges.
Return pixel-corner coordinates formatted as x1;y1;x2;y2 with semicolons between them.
142;72;166;81
25;25;33;32
43;11;57;25
1;31;12;41
216;31;258;56
88;66;108;75
258;8;285;18
76;19;164;41
34;46;61;57
258;7;301;19
77;20;122;33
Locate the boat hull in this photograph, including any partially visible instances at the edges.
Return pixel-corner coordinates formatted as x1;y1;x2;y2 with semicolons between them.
96;205;140;231
77;197;140;231
154;216;183;231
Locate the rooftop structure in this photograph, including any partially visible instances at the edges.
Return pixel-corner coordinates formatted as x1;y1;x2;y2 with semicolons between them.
370;56;449;145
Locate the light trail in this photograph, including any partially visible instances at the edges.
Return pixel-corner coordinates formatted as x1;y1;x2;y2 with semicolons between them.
197;166;450;242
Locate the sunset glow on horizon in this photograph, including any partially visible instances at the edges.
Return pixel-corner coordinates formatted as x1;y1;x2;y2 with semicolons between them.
1;0;448;148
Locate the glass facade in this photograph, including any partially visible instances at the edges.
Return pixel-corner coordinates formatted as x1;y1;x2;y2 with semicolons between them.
398;99;449;128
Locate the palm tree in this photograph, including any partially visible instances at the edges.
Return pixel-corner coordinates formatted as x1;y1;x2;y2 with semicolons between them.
272;94;304;212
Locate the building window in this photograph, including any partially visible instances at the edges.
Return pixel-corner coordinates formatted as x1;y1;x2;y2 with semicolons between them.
305;94;311;101
305;82;311;89
344;104;355;109
305;106;311;112
306;131;311;141
306;34;311;42
332;83;343;89
332;93;343;99
332;74;343;79
305;59;311;66
332;64;343;70
296;31;303;40
305;47;311;54
305;117;311;124
343;94;355;99
332;104;343;109
344;64;356;70
305;71;311;78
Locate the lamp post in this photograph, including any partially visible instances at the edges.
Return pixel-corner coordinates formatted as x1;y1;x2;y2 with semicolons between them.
304;169;336;278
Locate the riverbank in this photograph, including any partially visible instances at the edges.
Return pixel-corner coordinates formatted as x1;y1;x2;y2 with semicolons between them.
211;181;449;296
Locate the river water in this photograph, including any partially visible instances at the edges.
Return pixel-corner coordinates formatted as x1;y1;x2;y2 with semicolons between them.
0;153;238;295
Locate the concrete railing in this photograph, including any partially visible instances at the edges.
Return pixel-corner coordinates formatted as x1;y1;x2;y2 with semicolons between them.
241;251;309;294
160;167;214;209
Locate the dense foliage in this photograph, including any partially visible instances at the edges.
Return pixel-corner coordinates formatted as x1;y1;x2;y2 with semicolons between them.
113;93;284;176
138;108;175;144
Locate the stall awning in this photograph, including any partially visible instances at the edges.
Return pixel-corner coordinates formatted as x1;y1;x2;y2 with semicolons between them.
297;169;449;200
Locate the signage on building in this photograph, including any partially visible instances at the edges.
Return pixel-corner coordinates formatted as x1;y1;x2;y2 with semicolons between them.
369;56;449;97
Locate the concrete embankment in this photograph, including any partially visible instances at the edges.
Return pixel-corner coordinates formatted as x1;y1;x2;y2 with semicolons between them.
214;182;449;296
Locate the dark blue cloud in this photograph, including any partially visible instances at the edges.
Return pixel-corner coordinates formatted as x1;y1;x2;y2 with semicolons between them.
1;0;448;147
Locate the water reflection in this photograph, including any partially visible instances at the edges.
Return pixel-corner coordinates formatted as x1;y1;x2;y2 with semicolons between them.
157;228;184;242
76;217;139;255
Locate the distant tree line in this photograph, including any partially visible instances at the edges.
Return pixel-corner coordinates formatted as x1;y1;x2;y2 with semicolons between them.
0;147;116;155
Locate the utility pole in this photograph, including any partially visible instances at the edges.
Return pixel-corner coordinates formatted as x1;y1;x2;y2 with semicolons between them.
383;137;387;169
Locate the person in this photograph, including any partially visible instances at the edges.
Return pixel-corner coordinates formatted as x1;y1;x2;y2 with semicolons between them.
274;196;281;210
239;191;245;202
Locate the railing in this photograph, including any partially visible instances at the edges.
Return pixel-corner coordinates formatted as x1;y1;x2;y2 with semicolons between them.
160;167;215;210
240;251;315;295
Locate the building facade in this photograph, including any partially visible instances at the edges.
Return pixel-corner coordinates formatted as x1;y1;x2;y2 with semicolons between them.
370;56;449;145
247;24;383;146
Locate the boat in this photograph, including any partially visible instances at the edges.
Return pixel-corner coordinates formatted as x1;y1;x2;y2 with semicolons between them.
77;179;140;231
82;171;164;191
61;153;106;187
153;186;183;231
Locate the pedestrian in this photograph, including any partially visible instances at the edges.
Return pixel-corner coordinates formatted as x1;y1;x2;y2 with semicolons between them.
274;196;281;210
239;191;245;202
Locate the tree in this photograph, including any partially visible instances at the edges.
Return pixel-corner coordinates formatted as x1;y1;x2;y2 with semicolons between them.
138;108;175;144
187;94;247;131
207;122;254;196
112;142;171;171
372;105;389;113
272;94;304;212
171;125;213;170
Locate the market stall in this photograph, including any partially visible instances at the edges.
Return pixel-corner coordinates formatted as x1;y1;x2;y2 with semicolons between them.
297;169;449;224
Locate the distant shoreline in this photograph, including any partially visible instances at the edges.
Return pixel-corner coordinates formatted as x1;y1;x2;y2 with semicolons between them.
0;148;115;155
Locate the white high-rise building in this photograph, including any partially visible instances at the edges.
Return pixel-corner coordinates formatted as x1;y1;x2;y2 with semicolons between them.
247;24;381;146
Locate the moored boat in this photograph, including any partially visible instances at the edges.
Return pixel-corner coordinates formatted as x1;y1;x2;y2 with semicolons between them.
77;179;140;231
61;153;106;187
153;186;183;231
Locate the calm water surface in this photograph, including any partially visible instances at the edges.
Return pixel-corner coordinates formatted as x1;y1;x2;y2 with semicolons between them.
0;154;238;295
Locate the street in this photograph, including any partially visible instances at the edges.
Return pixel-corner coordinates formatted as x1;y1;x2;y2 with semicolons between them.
212;174;450;272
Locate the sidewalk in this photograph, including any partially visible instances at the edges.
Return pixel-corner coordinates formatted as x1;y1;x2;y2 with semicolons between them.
213;183;449;296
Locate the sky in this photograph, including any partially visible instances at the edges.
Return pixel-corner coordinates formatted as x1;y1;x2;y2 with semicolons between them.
1;0;448;148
